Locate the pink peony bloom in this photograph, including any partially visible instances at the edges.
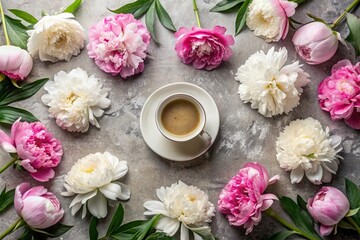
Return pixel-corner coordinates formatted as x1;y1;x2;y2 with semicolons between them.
307;186;349;236
293;21;342;65
174;26;234;70
0;45;33;81
87;14;151;79
14;182;64;229
318;60;360;129
0;119;63;182
218;162;279;234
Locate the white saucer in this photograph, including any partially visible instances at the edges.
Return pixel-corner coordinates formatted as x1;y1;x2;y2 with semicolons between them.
140;82;220;161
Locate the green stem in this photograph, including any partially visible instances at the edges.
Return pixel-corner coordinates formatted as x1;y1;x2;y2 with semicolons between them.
192;0;201;28
330;0;360;29
0;0;10;45
0;218;23;240
347;216;360;235
0;158;17;174
266;208;317;240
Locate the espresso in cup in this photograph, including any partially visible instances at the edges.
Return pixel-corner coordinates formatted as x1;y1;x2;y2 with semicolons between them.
161;99;200;136
156;93;211;143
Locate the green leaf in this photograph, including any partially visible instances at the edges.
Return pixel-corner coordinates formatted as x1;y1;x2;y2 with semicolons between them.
106;204;124;235
31;224;72;238
17;227;33;240
0;106;38;125
346;13;360;56
145;1;159;44
145;232;175;240
210;0;244;12
108;0;153;14
155;0;176;32
63;0;83;13
8;9;38;24
235;0;251;35
268;230;297;240
0;79;13;103
129;215;161;240
306;13;326;24
347;208;360;217
89;217;98;240
338;220;356;230
117;220;147;232
346;178;360;226
0;78;48;106
0;187;15;214
296;195;308;212
187;225;215;240
133;1;153;19
4;15;29;49
279;197;322;240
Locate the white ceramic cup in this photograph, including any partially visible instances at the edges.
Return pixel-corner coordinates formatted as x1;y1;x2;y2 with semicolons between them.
155;93;212;143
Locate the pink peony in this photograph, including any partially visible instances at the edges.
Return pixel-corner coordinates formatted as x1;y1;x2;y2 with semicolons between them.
318;60;360;129
218;162;279;234
14;182;64;229
174;26;234;70
87;14;151;79
0;119;63;182
293;22;340;65
0;45;33;81
307;186;349;236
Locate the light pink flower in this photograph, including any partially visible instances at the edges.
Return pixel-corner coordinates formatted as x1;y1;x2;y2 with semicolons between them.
87;14;151;79
246;0;297;42
293;21;342;65
174;26;234;70
14;182;64;229
218;162;279;234
0;119;63;182
318;60;360;129
307;186;349;236
0;45;33;81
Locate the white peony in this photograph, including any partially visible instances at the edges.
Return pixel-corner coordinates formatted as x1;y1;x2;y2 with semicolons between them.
144;181;215;239
246;0;297;42
276;118;343;185
27;13;85;62
235;47;310;117
61;152;130;218
41;68;110;133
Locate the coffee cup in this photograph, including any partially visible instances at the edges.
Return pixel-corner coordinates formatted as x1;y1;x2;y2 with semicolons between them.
155;93;212;143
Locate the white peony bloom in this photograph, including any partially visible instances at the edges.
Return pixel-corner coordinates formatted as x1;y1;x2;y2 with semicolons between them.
246;0;297;42
276;118;343;185
61;152;130;218
235;47;310;117
27;13;85;62
144;181;215;239
41;68;110;133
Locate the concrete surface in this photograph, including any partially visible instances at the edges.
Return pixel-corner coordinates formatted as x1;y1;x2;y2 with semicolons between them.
0;0;360;239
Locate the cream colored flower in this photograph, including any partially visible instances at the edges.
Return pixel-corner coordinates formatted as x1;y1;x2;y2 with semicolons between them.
41;68;110;133
235;47;310;117
61;152;130;218
144;181;215;239
27;13;85;62
276;118;343;185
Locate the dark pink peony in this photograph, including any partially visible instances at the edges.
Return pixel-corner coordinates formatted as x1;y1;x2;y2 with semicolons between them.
318;60;360;129
218;162;279;234
0;119;63;182
87;14;151;79
175;26;234;70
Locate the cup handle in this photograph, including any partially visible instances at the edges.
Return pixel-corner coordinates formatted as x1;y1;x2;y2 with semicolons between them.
199;130;212;146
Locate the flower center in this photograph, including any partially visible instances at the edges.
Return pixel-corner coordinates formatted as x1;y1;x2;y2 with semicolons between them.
336;80;356;95
66;92;79;104
192;42;212;57
299;46;311;60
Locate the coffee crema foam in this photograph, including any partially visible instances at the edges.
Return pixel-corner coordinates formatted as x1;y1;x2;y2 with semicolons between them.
161;99;200;136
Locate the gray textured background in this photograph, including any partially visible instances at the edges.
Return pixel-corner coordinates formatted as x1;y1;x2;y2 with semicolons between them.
0;0;360;239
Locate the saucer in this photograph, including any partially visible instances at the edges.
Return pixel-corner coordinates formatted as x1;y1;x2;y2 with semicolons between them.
140;82;220;161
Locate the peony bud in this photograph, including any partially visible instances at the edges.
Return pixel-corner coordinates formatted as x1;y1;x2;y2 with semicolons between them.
292;22;341;65
0;45;33;81
307;186;350;236
14;183;64;229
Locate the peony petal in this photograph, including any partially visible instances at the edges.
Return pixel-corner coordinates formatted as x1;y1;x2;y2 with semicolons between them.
194;233;202;240
180;223;190;240
305;165;323;185
269;175;280;185
290;167;304;184
143;200;167;215
320;224;334;236
87;192;108;218
99;183;121;200
0;129;16;152
117;182;131;200
14;182;30;215
82;203;87;219
70;202;82;216
160;217;180;236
